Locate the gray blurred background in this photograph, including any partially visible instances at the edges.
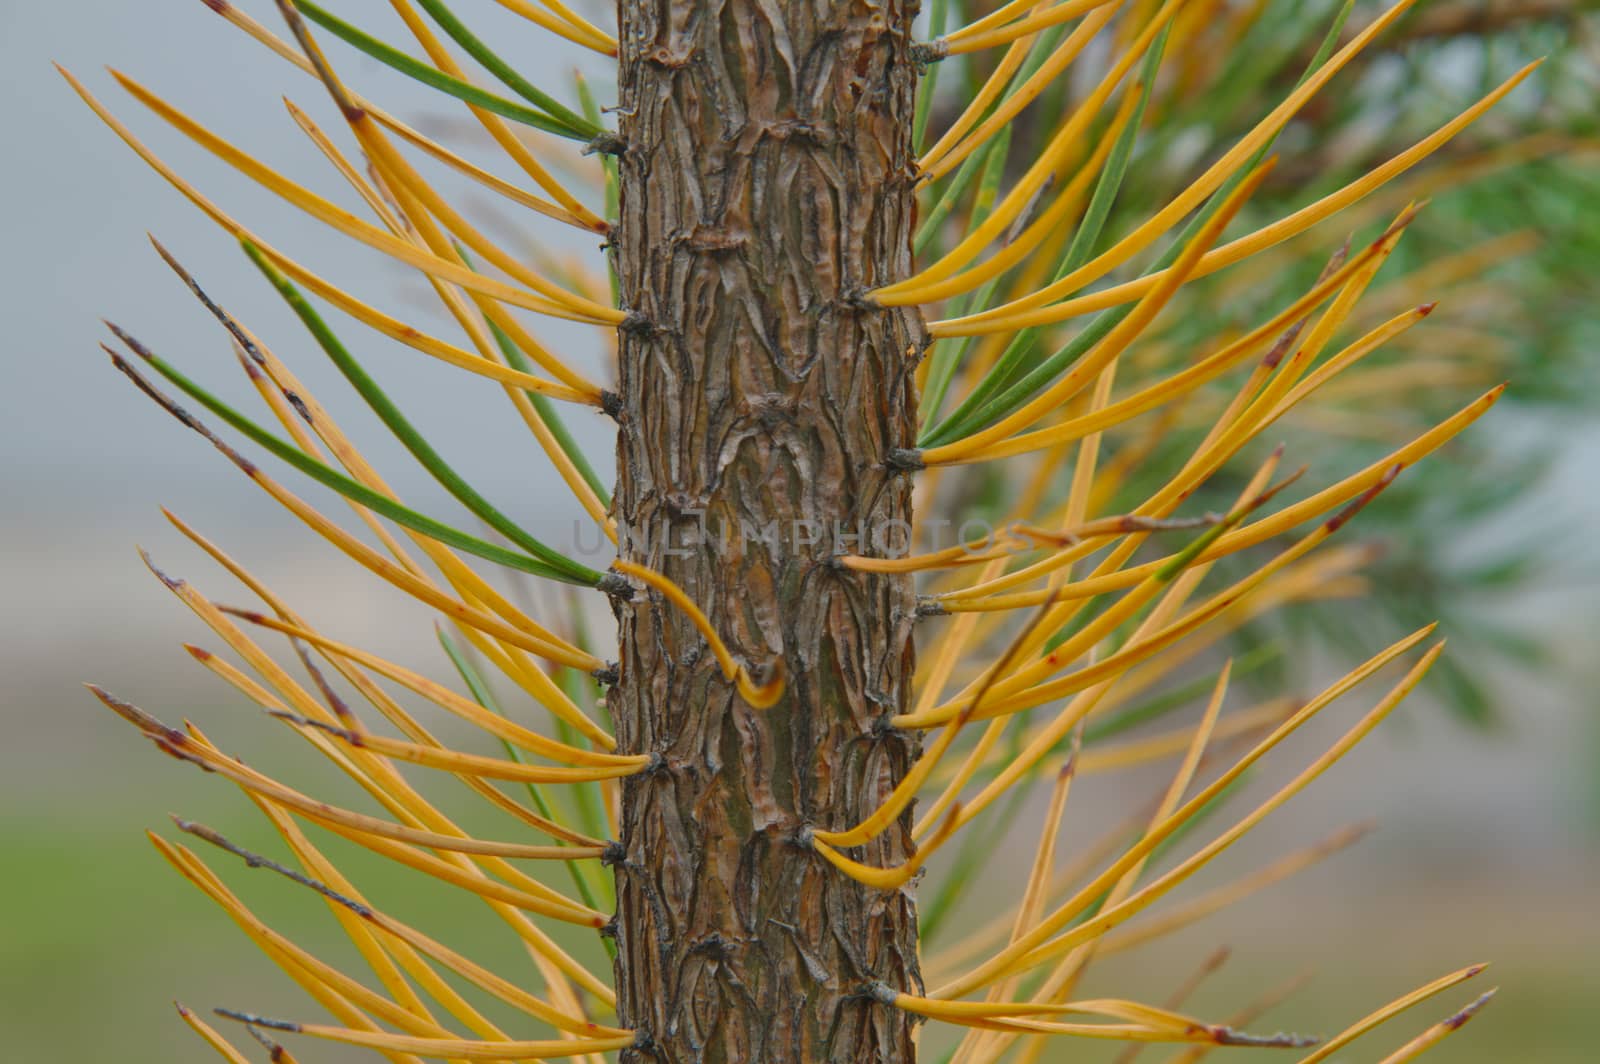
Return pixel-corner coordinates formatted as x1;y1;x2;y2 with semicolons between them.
3;1;1597;1061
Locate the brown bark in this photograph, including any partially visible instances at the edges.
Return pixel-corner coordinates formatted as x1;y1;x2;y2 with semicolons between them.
607;0;927;1060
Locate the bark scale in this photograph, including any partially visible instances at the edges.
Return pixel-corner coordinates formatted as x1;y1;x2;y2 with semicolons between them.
608;0;927;1060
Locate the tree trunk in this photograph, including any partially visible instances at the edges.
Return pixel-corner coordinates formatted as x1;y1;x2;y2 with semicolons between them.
608;0;927;1059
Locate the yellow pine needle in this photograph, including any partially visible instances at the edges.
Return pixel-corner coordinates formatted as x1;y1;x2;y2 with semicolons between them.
1100;821;1374;957
935;224;1403;469
890;996;1087;1020
175;1003;254;1064
956;746;1081;1064
186;740;604;866
61;67;595;401
272;794;600;920
268;237;599;400
814;582;1063;849
100;69;607;329
280;99;614;537
383;114;601;233
1165;973;1314;1064
502;0;614;46
233;343;427;577
899;85;1140;307
215;157;611;545
909;712;1015;839
1066;556;1357;706
377;0;604;224
921;160;1270;465
912;442;1070;604
931;628;1436;998
916;1004;1297;1045
188;640;611;857
169;444;600;671
904;475;1292;727
809;703;975;847
943;0;1121;54
1360;230;1538;322
177;771;611;1003
143;543;602;836
914;555;1102;825
993;327;1128;714
927;3;1119;179
810;803;962;890
919;11;1045;174
268;709;641;784
1153;662;1227;812
446;627;618;751
172;819;622;1038
1003;665;1231;1027
246;784;616;1011
1106;948;1233;1064
1011;753;1079;942
934;61;1539;334
250;803;592;1050
892;993;1234;1030
916;0;1185;275
936;0;1420;306
950;384;1503;613
213;1016;636;1061
160;511;615;848
1095;381;1494;593
1224;228;1409;426
915;447;1284;835
282;96;410;230
138;547;451;753
922;801;1159;981
154;838;433;1064
1014;510;1229;549
1263;305;1438;422
908;550;1004;710
963;1022;1203;1042
163;836;526;1043
258;785;597;925
284;51;612;339
92;681;594;864
222;608;630;769
1077;699;1293;775
958;0;1418;297
109;68;617;327
1373;991;1497;1063
1056;999;1261;1035
1146;292;1418;518
838;525;1029;573
489;0;617;54
186;630;608;894
1161;234;1371;445
995;643;1444;990
915;542;1099;835
942;585;1246;839
612;560;786;709
191;694;613;967
1297;965;1490;1063
944;0;1088;42
197;0;599;230
199;0;602;227
201;319;598;663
